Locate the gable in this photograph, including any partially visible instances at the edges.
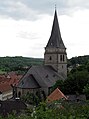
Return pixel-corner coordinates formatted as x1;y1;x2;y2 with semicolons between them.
17;74;40;89
47;88;67;102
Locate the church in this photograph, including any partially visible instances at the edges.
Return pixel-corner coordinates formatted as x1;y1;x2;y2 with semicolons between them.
16;9;67;97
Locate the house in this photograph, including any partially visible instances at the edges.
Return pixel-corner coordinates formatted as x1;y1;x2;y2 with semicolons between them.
16;9;67;97
47;88;67;102
0;72;21;100
0;99;27;116
0;82;12;100
66;94;86;102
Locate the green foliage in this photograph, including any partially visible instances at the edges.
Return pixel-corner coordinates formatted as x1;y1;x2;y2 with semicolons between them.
0;70;6;74
21;92;41;105
52;69;89;95
31;101;89;119
66;55;89;94
1;101;89;119
0;56;43;74
64;70;89;94
68;55;89;67
83;84;89;99
51;80;64;92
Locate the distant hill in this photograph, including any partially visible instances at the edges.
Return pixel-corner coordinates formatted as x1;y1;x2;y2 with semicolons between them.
0;56;43;73
68;55;89;67
0;55;89;73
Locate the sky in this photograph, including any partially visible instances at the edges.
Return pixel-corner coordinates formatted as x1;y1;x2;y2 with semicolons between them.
0;0;89;59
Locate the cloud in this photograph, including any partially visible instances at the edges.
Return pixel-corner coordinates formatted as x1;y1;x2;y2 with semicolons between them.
67;0;89;8
0;14;52;58
0;8;89;58
59;9;89;58
0;0;39;20
0;0;89;20
0;0;89;58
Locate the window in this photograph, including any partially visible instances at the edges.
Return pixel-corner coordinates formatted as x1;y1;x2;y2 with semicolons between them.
22;81;24;85
63;55;65;61
18;91;21;97
49;56;52;60
60;55;65;62
60;55;62;61
45;74;48;78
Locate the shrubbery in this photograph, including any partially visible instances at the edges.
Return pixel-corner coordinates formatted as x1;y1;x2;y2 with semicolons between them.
1;100;89;119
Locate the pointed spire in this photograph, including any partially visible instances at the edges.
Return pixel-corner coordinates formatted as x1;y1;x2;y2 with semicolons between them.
46;9;66;49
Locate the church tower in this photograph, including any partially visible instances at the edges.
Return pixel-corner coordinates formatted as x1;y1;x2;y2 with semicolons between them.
44;10;67;78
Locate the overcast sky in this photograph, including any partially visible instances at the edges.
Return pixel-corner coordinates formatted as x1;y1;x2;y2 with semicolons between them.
0;0;89;59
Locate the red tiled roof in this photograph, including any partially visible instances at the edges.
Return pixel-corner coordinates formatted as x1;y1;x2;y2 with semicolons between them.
0;73;22;93
47;88;67;102
0;76;7;82
0;82;12;92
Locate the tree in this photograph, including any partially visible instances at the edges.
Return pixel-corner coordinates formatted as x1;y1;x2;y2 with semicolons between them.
52;80;64;92
83;84;89;99
64;70;89;94
52;69;89;95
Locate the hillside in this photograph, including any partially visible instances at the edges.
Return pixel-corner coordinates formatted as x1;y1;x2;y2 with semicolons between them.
0;56;43;73
0;55;89;73
68;55;89;67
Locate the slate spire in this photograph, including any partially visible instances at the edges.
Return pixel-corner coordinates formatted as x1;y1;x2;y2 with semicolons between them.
46;10;66;49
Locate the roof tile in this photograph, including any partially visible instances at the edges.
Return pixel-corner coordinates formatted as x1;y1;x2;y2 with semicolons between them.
47;88;67;102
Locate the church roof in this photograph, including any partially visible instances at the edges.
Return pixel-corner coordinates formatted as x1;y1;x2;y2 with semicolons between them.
17;74;40;89
46;10;66;49
17;65;65;89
